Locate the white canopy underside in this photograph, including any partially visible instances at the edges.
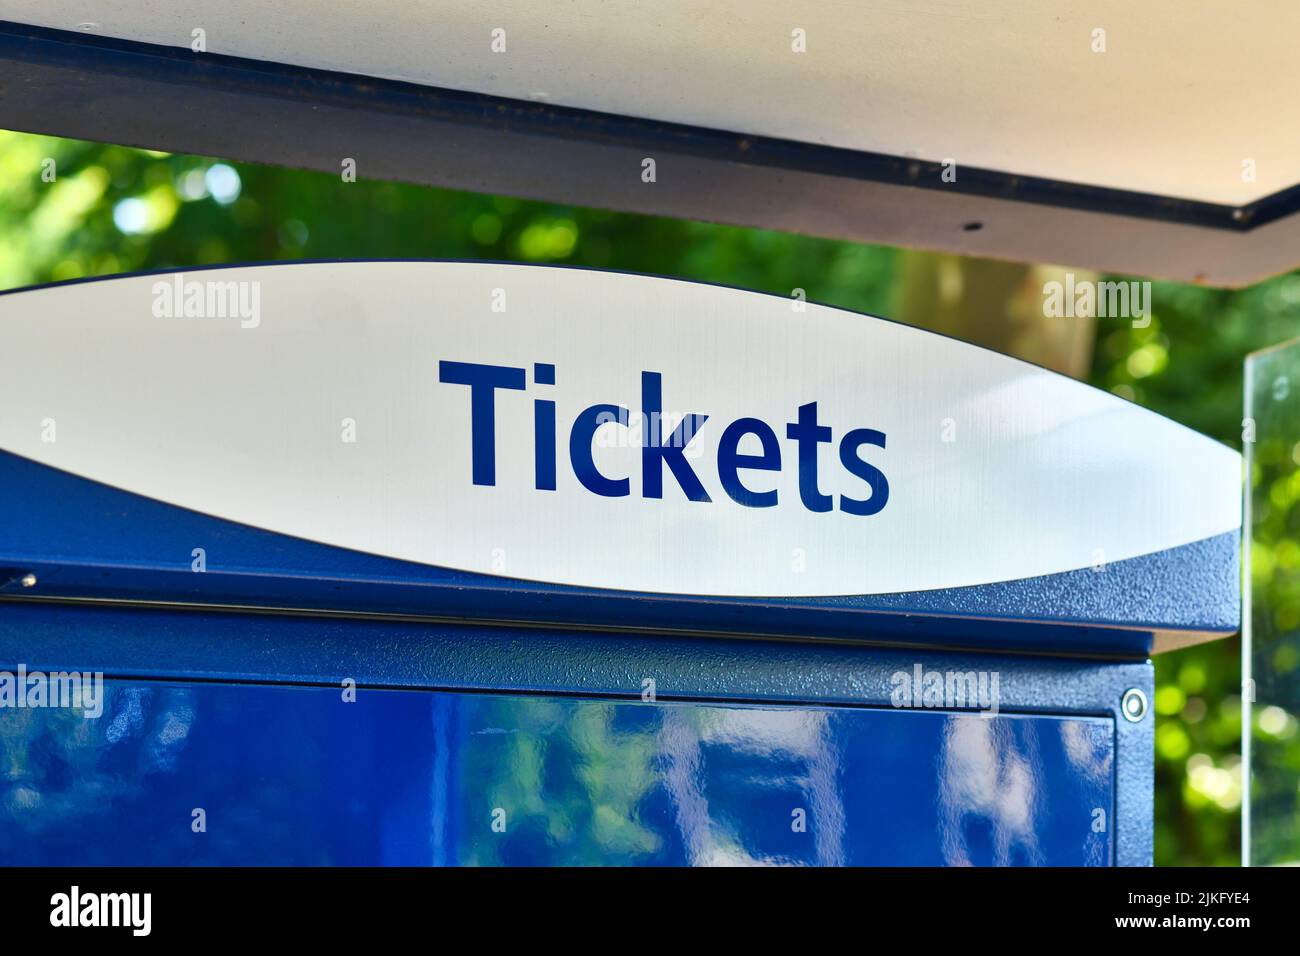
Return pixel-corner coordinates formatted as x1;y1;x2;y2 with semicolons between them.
5;0;1296;206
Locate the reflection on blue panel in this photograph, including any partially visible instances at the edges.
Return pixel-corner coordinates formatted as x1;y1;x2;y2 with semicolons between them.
0;681;1112;865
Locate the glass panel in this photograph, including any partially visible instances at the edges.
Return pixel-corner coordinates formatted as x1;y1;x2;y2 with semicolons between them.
0;679;1114;866
1245;339;1300;865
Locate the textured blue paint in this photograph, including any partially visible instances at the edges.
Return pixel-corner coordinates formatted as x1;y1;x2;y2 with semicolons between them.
0;450;1238;656
0;678;1113;866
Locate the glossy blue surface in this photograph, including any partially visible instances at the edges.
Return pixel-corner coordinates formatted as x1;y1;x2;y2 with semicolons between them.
0;679;1113;865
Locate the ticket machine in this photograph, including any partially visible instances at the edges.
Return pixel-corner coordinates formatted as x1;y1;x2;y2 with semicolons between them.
0;262;1240;865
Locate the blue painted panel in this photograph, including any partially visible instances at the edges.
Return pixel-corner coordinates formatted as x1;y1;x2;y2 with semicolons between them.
0;450;1237;656
0;679;1113;866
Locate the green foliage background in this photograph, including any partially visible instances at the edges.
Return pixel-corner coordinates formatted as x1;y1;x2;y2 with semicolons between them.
4;130;1298;865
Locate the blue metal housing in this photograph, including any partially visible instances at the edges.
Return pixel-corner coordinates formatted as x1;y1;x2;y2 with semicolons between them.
0;357;1197;865
0;449;1237;658
0;600;1149;865
0;442;1165;865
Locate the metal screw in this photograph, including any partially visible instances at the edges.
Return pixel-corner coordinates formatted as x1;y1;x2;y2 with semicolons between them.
1121;687;1148;723
19;573;37;589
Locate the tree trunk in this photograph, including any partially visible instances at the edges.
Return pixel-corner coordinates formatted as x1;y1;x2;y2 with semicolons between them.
896;252;1096;379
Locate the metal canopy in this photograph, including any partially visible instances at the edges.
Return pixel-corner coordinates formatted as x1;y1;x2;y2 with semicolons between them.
1;3;1298;286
